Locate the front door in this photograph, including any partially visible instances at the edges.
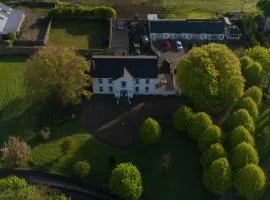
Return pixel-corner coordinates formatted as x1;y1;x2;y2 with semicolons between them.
120;90;128;97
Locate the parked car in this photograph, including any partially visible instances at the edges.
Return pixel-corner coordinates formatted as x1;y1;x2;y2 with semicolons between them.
176;41;183;51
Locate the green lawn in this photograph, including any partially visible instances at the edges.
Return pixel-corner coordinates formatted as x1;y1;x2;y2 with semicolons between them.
49;19;110;49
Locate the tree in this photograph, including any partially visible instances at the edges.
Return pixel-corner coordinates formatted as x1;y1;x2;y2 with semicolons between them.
73;160;91;179
240;56;253;73
225;109;255;134
25;46;91;105
177;44;244;113
231;142;259;169
246;46;270;72
203;158;232;194
243;86;263;105
234;164;266;199
172;105;193;132
109;163;142;200
198;125;222;152
230;126;255;148
62;137;76;154
140;117;161;144
1;137;32;168
234;97;259;120
257;0;270;17
187;112;213;141
201;143;227;168
244;62;263;87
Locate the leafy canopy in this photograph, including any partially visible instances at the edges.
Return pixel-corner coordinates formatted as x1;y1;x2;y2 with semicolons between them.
172;105;193;132
177;43;244;113
201;143;227;168
234;97;259;120
140;117;161;144
243;86;263;105
230;126;255;148
257;0;270;17
244;62;263;87
198;125;222;152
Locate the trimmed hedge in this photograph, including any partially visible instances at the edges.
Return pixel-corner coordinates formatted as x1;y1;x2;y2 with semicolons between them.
230;126;255;148
234;97;259;120
198;125;222;152
50;3;116;19
244;62;263;87
172;105;193;132
240;56;253;73
201;143;227;168
243;86;263;105
139;117;161;144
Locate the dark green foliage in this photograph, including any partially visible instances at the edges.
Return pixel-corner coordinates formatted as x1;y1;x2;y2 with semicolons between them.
244;62;263;87
0;176;27;190
7;32;16;41
50;3;116;19
230;126;255;148
231;142;259;169
203;158;232;194
172;105;193;132
234;97;259;120
198;125;222;152
3;39;13;47
246;46;270;72
109;163;142;200
73;160;91;179
140;117;161;144
234;164;266;199
187;112;213;141
177;43;244;113
62;136;75;154
240;56;253;73
257;0;270;17
243;86;263;105
201;143;227;168
225;109;255;134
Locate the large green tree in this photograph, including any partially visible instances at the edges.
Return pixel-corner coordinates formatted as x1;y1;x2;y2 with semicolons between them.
25;46;91;105
257;0;270;17
177;44;244;113
140;117;161;144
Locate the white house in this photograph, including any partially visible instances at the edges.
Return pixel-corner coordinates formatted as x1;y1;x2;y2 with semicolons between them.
91;56;159;101
0;3;25;40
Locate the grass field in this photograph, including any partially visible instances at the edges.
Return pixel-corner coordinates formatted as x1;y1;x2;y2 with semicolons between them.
49;19;110;49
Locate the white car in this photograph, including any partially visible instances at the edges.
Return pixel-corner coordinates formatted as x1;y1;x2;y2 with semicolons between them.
176;41;183;51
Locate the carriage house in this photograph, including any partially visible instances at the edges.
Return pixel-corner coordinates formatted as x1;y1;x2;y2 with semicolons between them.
91;56;158;100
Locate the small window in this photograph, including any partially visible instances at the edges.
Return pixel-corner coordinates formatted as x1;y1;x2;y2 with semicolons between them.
99;86;103;92
99;78;103;84
136;79;139;84
109;86;113;92
108;79;113;84
121;81;126;87
146;79;150;84
145;87;149;93
135;87;139;93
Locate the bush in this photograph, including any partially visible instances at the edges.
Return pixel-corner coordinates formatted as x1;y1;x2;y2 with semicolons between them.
109;163;142;200
172;105;193;132
201;143;227;168
203;158;232;194
246;46;270;72
73;160;90;179
39;127;51;141
240;56;253;72
234;164;266;199
0;176;27;191
244;62;263;87
140;117;161;144
243;86;263;105
7;32;16;41
225;109;255;134
62;137;75;154
231;142;259;169
3;39;13;48
187;112;213;141
234;97;259;120
230;126;255;148
198;125;222;152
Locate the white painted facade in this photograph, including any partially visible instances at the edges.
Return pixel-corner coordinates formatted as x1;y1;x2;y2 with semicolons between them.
93;77;157;98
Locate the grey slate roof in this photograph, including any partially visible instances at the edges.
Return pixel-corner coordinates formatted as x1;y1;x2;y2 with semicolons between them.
149;20;226;34
92;56;158;79
0;3;24;34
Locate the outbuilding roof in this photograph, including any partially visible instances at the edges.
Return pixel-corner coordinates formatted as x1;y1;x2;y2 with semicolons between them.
149;19;226;34
91;56;158;79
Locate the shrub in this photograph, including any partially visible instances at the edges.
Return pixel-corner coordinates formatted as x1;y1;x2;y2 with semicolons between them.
244;62;263;87
225;109;255;134
231;142;259;169
140;117;161;144
240;56;253;72
0;176;27;191
243;86;263;105
1;136;32;168
62;137;75;154
73;160;90;179
246;45;270;72
172;105;193;132
234;97;259;120
3;39;13;48
201;143;227;168
109;163;142;200
230;126;255;148
39;127;51;141
234;164;266;199
187;112;213;141
198;125;222;152
7;32;16;41
203;158;232;194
